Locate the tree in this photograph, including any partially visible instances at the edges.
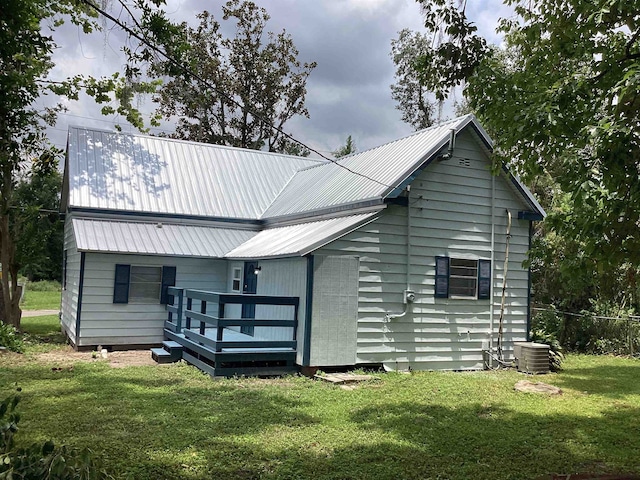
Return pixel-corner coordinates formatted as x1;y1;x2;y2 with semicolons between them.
390;29;436;130
332;135;357;158
413;0;640;274
13;168;63;282
134;0;316;152
0;0;145;327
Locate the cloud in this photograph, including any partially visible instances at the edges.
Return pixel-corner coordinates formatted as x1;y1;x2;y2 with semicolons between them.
44;0;507;155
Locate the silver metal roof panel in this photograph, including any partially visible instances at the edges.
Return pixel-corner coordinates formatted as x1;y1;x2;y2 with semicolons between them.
73;218;256;258
261;115;479;218
65;127;324;219
224;212;379;259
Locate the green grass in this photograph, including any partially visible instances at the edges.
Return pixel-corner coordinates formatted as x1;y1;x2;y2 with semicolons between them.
21;281;61;310
2;317;640;479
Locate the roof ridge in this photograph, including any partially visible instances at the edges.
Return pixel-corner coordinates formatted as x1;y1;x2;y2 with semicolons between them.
67;125;328;164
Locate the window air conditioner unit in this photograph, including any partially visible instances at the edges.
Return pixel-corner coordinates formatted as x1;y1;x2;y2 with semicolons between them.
513;342;550;374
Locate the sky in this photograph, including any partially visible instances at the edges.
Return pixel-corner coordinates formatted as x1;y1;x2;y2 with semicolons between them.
45;0;511;156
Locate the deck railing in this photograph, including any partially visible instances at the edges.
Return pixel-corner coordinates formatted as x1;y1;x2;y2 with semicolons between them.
164;287;299;354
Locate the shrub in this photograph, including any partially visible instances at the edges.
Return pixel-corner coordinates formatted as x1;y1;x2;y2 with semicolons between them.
0;324;23;353
0;390;112;480
26;280;62;292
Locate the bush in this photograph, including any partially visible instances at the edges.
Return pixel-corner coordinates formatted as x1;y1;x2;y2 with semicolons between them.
0;390;112;480
531;302;640;357
26;280;61;292
0;324;23;353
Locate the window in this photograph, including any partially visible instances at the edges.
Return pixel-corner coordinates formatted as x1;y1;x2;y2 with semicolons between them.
434;256;491;300
450;259;477;298
232;267;242;292
130;266;162;303
113;264;176;304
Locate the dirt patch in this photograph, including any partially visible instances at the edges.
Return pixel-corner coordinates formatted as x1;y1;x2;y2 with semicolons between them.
3;347;160;368
515;380;562;395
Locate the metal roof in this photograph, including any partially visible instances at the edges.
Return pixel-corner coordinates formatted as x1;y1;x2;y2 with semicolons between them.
224;212;379;259
63;115;544;227
73;218;257;258
262;116;477;218
262;115;545;218
64;127;324;219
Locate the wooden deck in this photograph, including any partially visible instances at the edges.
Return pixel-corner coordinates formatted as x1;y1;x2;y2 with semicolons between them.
157;288;299;377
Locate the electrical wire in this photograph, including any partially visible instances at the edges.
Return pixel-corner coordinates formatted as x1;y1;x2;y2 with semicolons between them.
78;0;393;189
532;306;640;322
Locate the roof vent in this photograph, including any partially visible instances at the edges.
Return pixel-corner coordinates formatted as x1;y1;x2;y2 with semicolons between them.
514;342;550;374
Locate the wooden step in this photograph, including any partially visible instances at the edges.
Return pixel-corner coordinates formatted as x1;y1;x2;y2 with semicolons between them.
162;340;184;357
151;348;176;364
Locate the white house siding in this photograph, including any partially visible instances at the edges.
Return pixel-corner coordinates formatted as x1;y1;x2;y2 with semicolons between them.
254;258;307;361
315;129;531;371
78;253;226;347
61;218;82;344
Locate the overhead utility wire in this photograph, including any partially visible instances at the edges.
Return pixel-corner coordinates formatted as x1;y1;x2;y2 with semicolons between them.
79;0;392;189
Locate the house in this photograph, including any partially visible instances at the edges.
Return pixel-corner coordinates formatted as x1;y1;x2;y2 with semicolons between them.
60;114;545;373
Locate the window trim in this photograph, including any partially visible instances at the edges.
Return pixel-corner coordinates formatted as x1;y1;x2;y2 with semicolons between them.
449;258;478;299
434;256;491;301
231;267;242;292
128;265;163;304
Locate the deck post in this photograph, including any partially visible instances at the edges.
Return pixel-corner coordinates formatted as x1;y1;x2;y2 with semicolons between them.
216;301;225;351
175;289;184;333
186;297;192;330
292;303;299;341
200;301;207;335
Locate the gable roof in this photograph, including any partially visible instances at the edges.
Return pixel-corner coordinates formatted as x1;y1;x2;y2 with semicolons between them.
64;115;545;259
263;114;545;220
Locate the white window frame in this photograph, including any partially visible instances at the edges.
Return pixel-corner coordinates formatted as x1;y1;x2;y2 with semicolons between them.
129;265;162;303
231;267;242;292
448;258;478;299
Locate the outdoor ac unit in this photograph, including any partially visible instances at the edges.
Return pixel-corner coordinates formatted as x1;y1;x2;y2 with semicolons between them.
513;342;550;374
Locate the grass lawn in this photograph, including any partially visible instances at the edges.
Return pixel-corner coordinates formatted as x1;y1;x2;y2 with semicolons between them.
21;281;61;310
2;316;639;480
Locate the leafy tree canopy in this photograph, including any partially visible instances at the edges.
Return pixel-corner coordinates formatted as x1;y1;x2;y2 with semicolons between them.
13;168;63;282
413;0;640;272
127;0;316;152
332;135;357;158
390;29;436;130
0;0;148;326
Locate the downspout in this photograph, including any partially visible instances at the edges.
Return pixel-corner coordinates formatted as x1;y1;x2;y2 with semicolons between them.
488;175;495;367
385;185;413;322
497;209;513;361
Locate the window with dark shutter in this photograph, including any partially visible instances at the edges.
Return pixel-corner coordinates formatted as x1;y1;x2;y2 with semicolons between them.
435;256;449;298
113;264;131;304
160;266;177;305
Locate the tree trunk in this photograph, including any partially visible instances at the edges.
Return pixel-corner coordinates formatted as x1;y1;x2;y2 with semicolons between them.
0;213;21;328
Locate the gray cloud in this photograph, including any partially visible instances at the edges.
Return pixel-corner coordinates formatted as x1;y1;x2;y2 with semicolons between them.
44;0;507;156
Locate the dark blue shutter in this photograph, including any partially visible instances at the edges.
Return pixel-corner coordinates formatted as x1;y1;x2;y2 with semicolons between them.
478;259;491;300
113;264;130;304
435;256;449;298
160;266;177;305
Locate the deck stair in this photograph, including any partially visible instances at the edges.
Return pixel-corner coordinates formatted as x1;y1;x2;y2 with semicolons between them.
161;288;299;377
151;340;184;364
